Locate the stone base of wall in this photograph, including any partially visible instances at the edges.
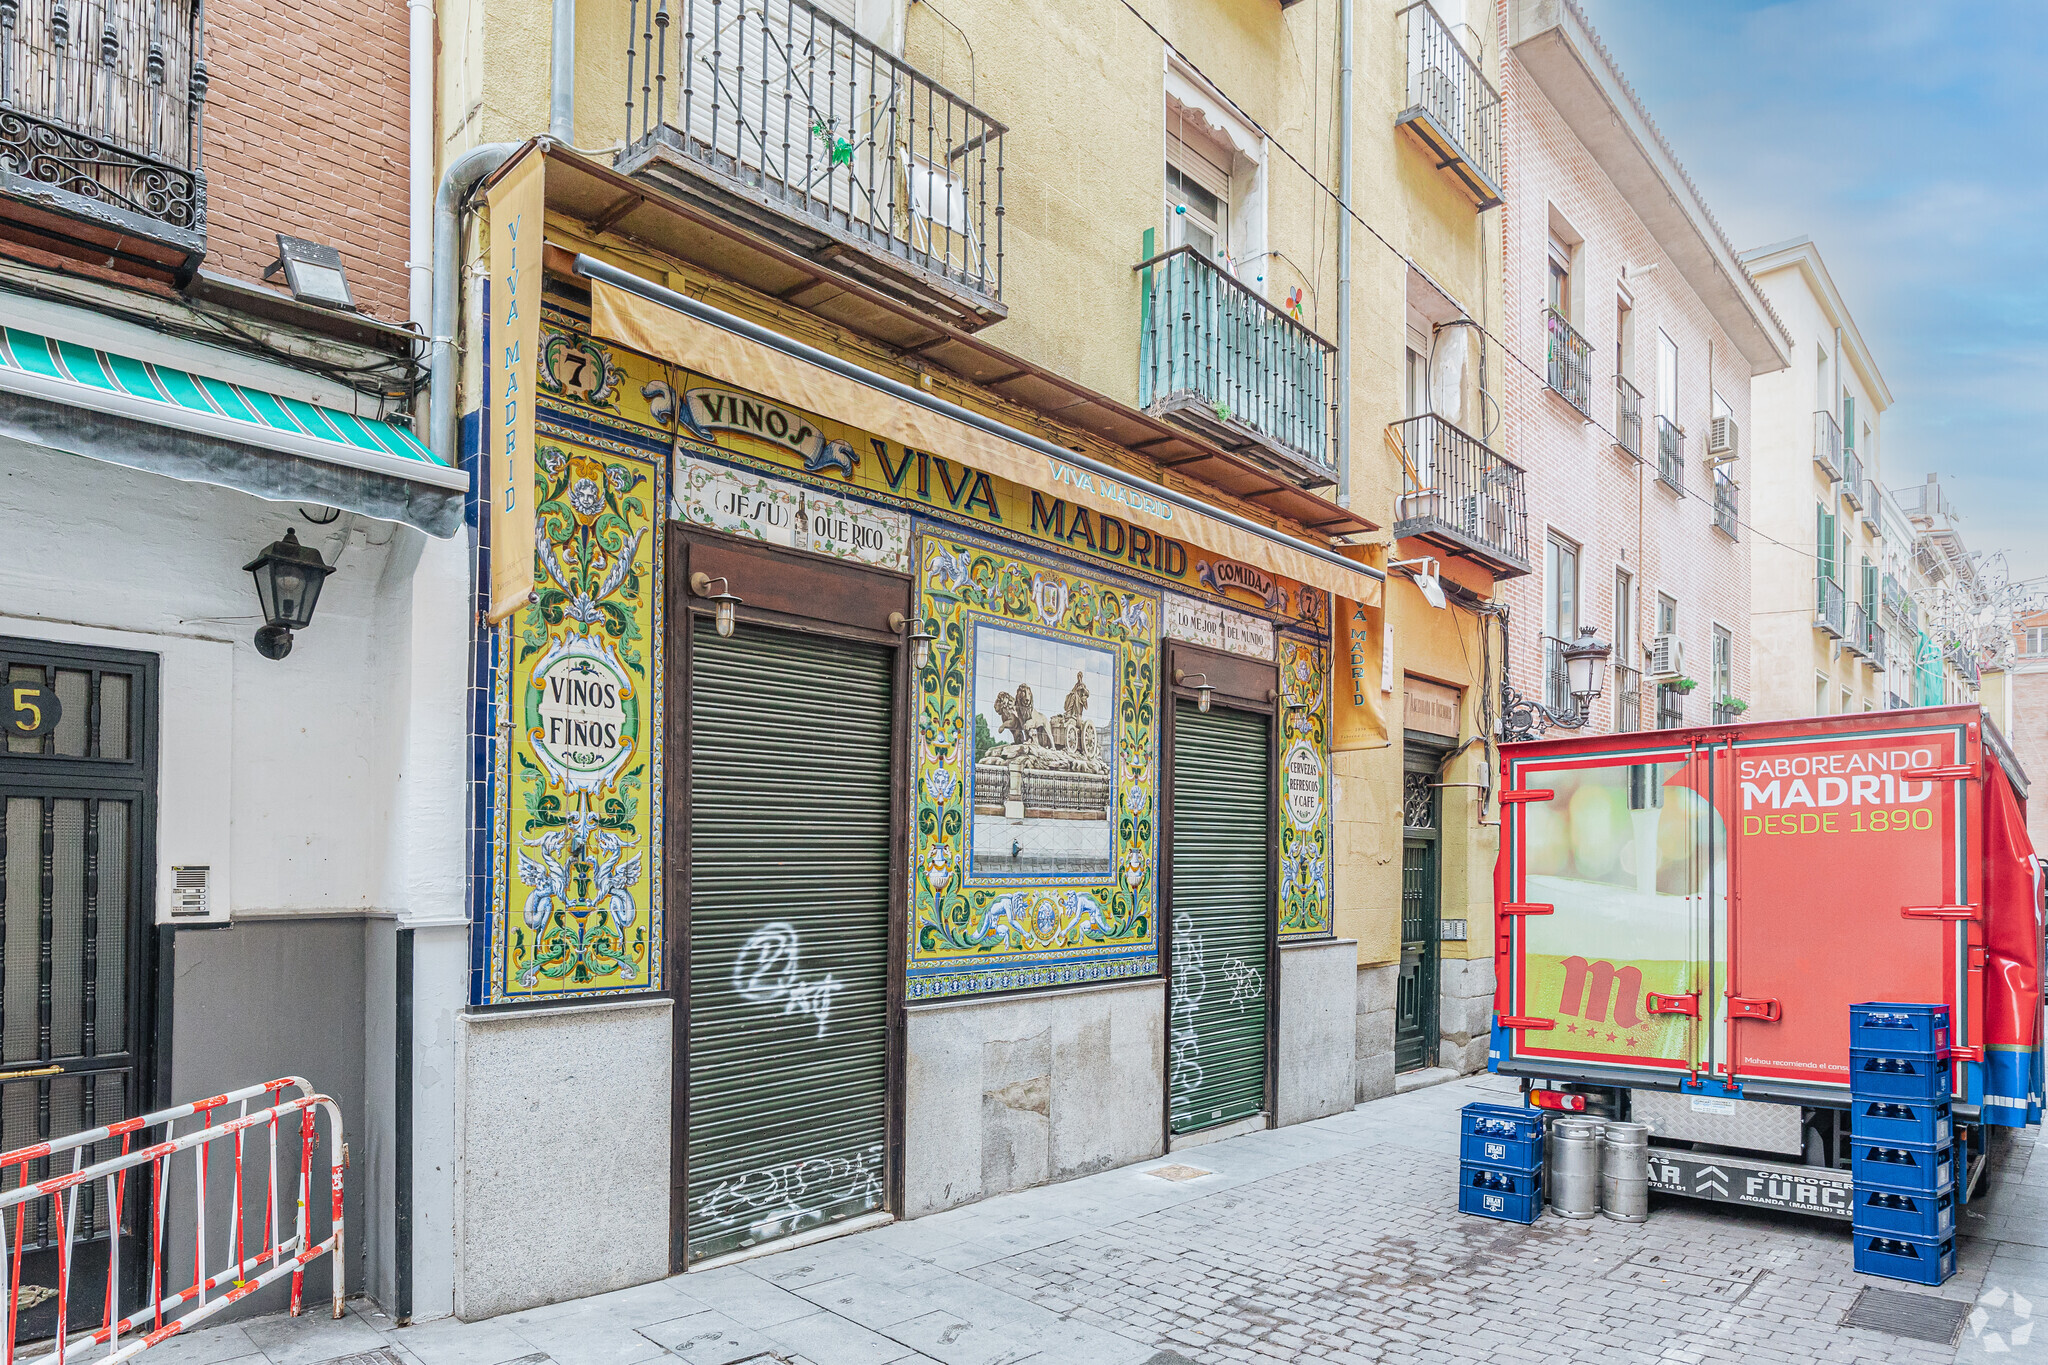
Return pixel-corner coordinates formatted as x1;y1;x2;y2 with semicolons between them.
1439;956;1497;1075
1277;938;1357;1126
903;979;1163;1218
1355;963;1398;1103
453;998;673;1320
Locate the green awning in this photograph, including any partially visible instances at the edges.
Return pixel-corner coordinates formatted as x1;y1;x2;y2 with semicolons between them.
0;325;467;536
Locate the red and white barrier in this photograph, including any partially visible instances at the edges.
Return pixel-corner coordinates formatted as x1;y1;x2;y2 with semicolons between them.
0;1077;345;1363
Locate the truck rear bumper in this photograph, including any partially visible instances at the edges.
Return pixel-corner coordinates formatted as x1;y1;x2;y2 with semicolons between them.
1646;1147;1853;1220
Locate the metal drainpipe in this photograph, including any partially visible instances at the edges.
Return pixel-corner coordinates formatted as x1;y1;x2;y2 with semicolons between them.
551;0;575;142
1336;0;1354;507
430;144;520;473
407;0;434;330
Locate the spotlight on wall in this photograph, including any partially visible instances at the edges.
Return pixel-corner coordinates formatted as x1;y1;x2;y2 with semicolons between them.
264;234;356;311
1388;556;1447;610
243;527;336;660
888;611;938;670
689;572;742;637
1173;669;1216;714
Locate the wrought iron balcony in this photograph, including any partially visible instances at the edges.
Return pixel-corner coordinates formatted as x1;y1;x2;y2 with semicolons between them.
1655;684;1685;730
0;0;207;275
1540;633;1573;717
1390;413;1531;577
1813;410;1842;479
1868;620;1887;670
1842;448;1864;507
1139;245;1335;485
616;0;1006;329
1713;475;1738;539
1395;1;1501;210
1845;600;1870;658
1656;416;1684;490
1860;480;1880;529
1611;664;1641;733
1815;574;1846;638
1712;702;1743;725
1614;375;1642;459
1544;308;1592;417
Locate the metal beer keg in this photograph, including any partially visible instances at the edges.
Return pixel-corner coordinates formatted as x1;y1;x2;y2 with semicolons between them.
1600;1120;1651;1223
1548;1117;1604;1219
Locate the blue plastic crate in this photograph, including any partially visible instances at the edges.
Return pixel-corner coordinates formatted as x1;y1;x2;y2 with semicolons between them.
1853;1231;1956;1286
1849;1049;1954;1103
1462;1102;1543;1137
1851;1138;1955;1196
1458;1163;1541;1224
1852;1187;1955;1241
1851;1099;1952;1148
1460;1130;1544;1171
1849;1002;1951;1057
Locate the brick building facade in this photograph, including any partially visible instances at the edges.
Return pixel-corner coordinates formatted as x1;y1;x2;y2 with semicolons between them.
1498;0;1786;735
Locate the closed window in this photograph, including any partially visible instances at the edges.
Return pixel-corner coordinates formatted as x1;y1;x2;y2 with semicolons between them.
1656;331;1679;424
1713;626;1733;702
1165;160;1225;260
2026;627;2048;656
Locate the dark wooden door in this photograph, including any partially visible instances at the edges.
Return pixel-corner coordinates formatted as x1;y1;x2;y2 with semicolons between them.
1395;770;1440;1073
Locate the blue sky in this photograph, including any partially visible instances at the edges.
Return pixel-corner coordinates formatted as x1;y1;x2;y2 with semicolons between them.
1579;0;2046;586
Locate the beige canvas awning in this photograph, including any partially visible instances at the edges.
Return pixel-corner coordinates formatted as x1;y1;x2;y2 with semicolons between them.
578;256;1382;608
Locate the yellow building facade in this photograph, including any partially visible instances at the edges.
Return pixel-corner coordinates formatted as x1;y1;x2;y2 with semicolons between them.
427;0;1518;1312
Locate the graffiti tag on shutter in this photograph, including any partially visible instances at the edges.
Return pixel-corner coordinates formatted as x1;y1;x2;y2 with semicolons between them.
733;922;844;1037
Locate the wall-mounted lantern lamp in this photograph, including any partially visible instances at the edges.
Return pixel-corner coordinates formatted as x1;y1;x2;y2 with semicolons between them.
1388;556;1447;610
1173;668;1215;714
1499;624;1614;741
888;611;938;670
243;527;335;660
689;572;742;637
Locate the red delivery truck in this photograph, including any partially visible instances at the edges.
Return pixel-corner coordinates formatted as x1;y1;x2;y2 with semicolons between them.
1491;705;2043;1218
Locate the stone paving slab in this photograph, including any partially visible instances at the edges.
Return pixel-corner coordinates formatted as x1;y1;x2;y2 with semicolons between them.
141;1071;2039;1365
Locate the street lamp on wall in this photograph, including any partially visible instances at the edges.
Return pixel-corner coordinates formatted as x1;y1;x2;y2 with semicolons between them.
689;572;742;637
243;528;336;660
1499;623;1613;742
1173;669;1215;713
888;612;938;670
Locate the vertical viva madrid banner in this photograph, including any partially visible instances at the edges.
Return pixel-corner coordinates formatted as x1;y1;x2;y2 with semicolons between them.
486;150;545;624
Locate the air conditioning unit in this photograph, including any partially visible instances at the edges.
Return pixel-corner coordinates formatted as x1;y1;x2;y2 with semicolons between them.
1646;633;1685;681
1708;415;1740;463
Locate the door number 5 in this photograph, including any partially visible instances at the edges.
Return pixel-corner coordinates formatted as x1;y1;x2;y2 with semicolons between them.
6;681;60;740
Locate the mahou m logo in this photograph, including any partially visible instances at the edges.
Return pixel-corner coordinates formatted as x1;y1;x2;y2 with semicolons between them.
1558;956;1643;1028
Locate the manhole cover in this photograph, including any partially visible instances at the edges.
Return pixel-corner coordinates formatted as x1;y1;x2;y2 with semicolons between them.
1144;1164;1212;1182
1842;1286;1972;1346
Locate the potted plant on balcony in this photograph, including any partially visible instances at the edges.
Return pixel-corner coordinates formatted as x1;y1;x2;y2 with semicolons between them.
1666;675;1699;694
1717;696;1748;715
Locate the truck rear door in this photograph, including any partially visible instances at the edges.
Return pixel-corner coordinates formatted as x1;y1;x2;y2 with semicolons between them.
1723;715;1977;1099
1499;738;1722;1084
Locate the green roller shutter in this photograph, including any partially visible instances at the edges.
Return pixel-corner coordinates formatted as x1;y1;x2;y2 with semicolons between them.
686;617;893;1263
1168;701;1271;1134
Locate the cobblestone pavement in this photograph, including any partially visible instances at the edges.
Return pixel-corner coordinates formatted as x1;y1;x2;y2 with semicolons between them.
162;1071;2045;1365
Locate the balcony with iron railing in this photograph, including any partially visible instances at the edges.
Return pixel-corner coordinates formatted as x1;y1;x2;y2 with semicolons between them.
1842;448;1864;507
1614;376;1642;459
1845;600;1870;659
1390;414;1532;577
1543;309;1593;417
1395;1;1501;210
1656;416;1684;490
616;0;1007;329
1540;633;1574;717
0;0;207;276
1713;475;1738;539
1861;479;1881;529
1813;410;1843;479
1656;684;1685;730
1815;574;1846;638
1138;246;1336;485
1868;619;1887;670
1611;664;1641;732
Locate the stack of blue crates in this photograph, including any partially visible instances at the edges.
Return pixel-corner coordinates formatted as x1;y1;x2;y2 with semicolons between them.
1848;1001;1956;1285
1458;1102;1544;1224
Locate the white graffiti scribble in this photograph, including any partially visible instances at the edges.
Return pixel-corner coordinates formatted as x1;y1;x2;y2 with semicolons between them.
1169;910;1206;1100
733;922;844;1038
697;1146;884;1239
1223;956;1262;1012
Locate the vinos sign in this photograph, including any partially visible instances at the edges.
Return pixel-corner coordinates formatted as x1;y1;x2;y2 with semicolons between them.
526;636;637;793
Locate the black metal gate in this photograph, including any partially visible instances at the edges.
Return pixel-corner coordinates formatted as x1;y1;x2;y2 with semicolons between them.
1395;767;1440;1073
0;638;157;1337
